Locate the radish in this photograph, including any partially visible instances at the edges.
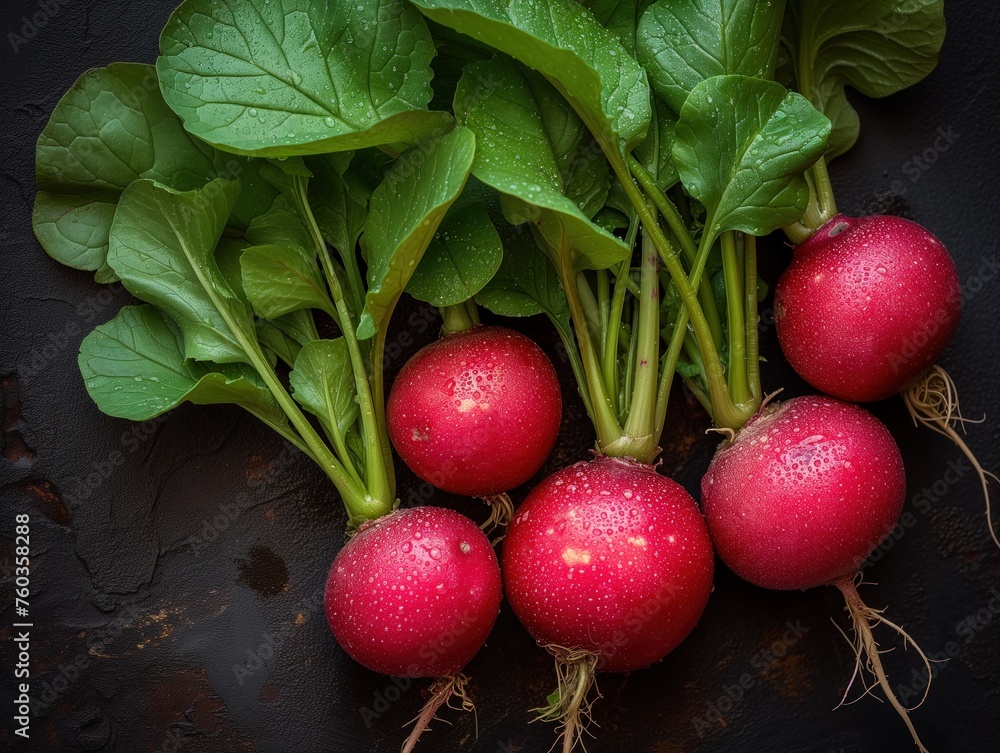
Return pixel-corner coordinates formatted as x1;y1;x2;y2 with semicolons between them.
502;456;714;750
776;214;997;548
388;325;562;526
775;214;960;403
701;395;933;751
325;506;502;752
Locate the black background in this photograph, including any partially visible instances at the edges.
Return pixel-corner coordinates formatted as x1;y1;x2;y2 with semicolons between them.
1;2;998;752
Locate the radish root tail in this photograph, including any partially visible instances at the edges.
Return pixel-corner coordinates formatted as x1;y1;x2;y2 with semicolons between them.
480;493;515;539
834;574;933;753
903;365;999;550
401;674;474;753
533;645;600;753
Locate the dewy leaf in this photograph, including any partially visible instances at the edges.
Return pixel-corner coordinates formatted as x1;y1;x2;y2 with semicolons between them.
107;179;254;364
673;75;830;239
79;305;284;423
475;219;570;323
579;0;646;52
307;154;368;254
407;184;503;307
782;0;944;159
357;127;476;339
240;244;334;320
637;0;785;114
633;96;679;191
409;0;651;159
289;338;359;437
454;57;627;270
34;63;215;282
157;0;454;157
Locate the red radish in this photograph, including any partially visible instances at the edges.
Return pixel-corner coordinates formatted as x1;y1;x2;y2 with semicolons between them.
325;506;502;750
775;213;961;403
502;456;714;749
388;326;561;523
702;396;932;751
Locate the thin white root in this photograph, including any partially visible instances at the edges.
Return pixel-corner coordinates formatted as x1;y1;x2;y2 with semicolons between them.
903;365;1000;550
833;574;934;753
533;645;601;753
479;493;515;541
401;674;474;753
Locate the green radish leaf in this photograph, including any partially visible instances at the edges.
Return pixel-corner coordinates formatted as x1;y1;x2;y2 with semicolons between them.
579;0;647;52
475;220;569;324
592;206;630;233
289;338;359;437
454;57;627;270
274;309;320;346
157;0;453;157
107;178;253;364
409;0;651;159
307;154;369;255
214;236;252;297
810;76;860;162
633;96;679;191
32;63;270;283
781;0;944;160
240;244;334;320
637;0;785;114
407;188;503;306
219;156;282;231
672;75;831;239
426;18;494;112
357;127;476;339
79;305;283;423
245;197;315;251
257;321;300;367
256;310;319;367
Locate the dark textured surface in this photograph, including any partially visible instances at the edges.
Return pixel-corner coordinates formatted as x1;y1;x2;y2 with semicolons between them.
1;2;999;752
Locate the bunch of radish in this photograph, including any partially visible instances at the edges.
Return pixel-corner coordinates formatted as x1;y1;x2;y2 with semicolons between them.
33;0;993;750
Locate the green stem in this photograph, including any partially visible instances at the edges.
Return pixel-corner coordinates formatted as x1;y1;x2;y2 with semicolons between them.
622;154;757;428
629;156;724;350
652;306;692;441
369;324;396;502
220;311;371;518
627;157;697;256
162;212;379;519
810;157;838;219
744;235;761;403
539;227;623;450
552;316;595;423
577;272;603;348
721;231;750;405
596;268;610;369
796;24;838;227
322;404;364;489
621;301;639;421
603;257;631;419
616;230;660;463
439;303;479;335
295;176;394;513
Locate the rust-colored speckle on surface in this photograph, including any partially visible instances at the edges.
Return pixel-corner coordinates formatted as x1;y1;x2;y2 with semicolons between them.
27;480;71;526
